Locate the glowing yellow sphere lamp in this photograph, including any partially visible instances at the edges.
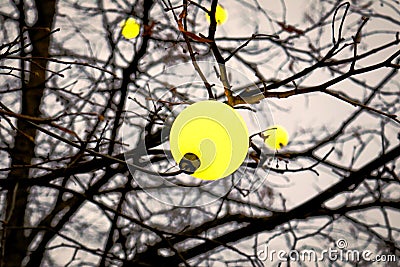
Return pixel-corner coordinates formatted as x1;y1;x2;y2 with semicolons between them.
120;17;140;39
263;125;289;150
206;4;228;25
170;101;249;180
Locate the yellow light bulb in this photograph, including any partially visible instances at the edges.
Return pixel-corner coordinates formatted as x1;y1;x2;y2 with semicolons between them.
120;17;140;39
206;4;228;25
169;101;248;180
263;125;289;150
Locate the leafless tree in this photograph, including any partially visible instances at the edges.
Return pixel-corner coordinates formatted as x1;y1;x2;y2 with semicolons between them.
0;0;399;266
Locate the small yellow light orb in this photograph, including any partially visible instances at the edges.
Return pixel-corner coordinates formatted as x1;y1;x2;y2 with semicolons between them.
206;4;228;25
263;125;289;150
169;101;248;180
120;17;140;39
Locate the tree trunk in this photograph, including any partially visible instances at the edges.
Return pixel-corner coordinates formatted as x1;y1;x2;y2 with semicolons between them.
2;1;57;266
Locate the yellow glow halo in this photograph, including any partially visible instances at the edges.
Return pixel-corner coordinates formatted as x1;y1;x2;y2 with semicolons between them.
120;17;140;39
205;4;228;25
169;100;249;180
263;125;289;150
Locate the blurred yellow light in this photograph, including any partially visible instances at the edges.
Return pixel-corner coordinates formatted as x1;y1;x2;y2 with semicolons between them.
120;17;140;39
206;4;228;25
263;125;289;150
170;101;248;180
